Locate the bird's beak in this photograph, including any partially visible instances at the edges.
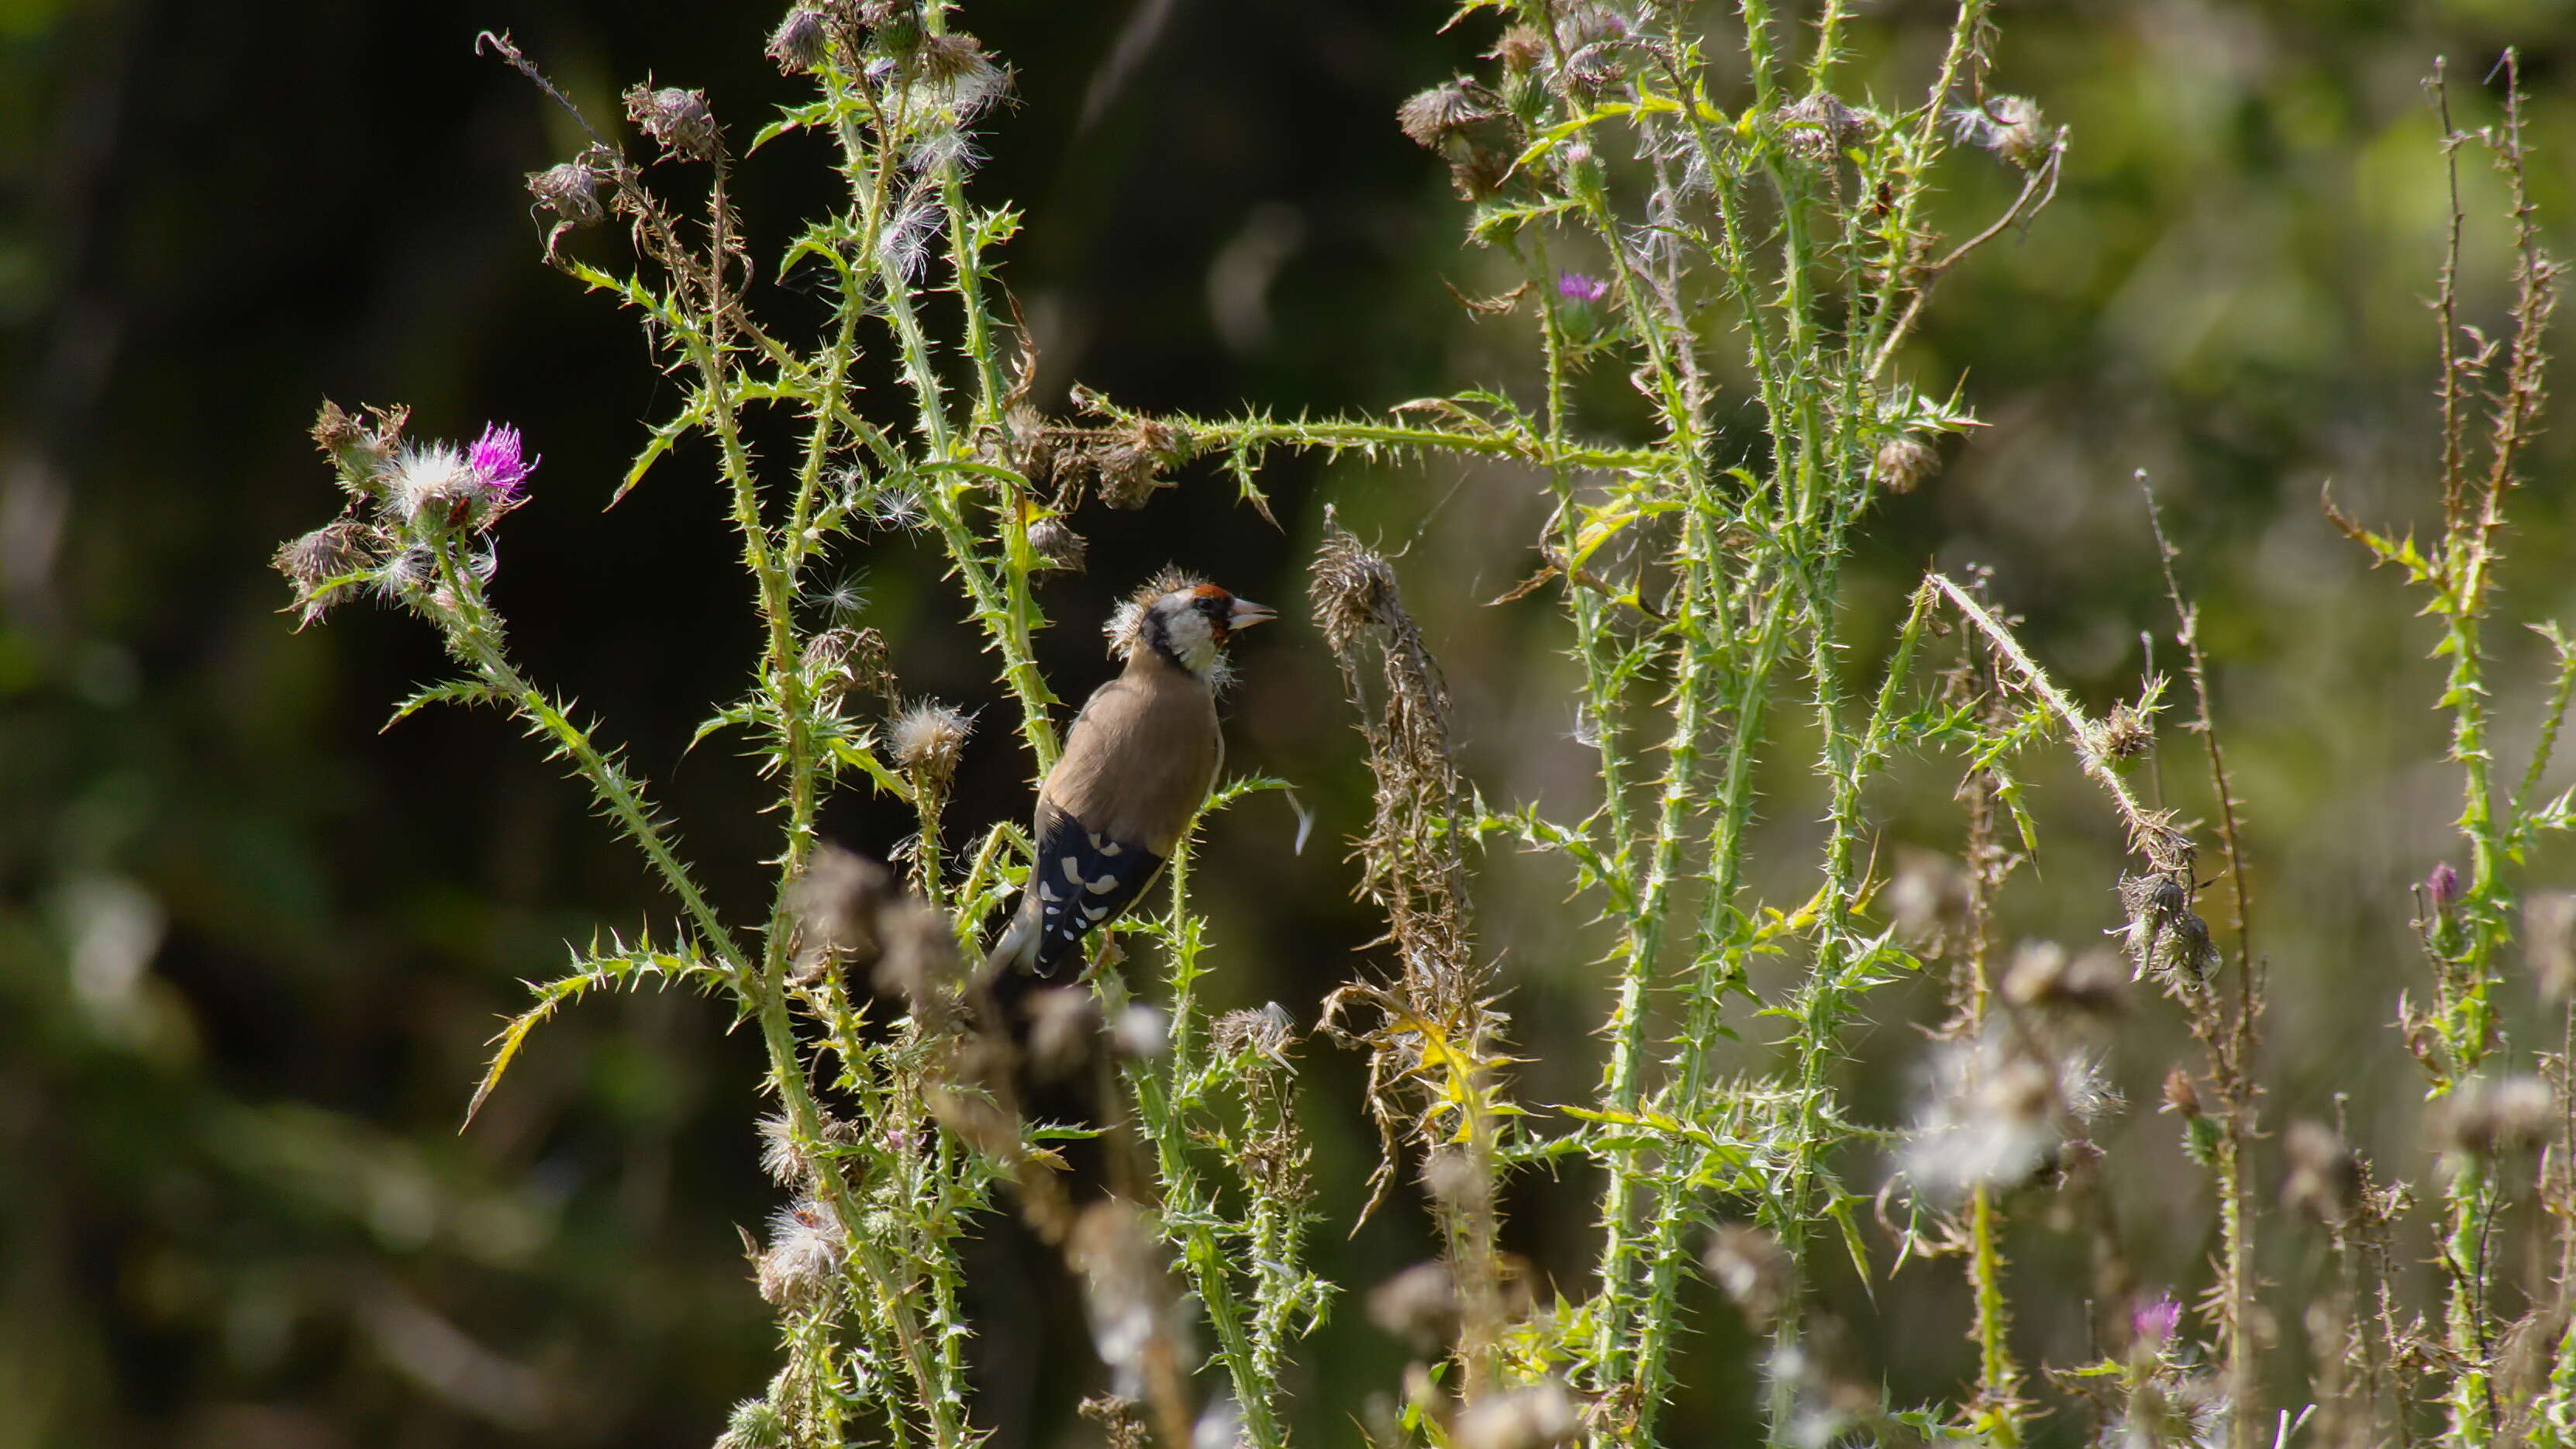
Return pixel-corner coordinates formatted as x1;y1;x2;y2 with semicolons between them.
1227;598;1278;631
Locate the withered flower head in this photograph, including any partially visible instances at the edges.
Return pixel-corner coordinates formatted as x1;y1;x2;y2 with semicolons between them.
1028;516;1087;574
805;625;891;703
1396;81;1489;150
888;700;974;786
271;521;377;627
789;844;895;982
1022;985;1102;1082
526;160;604;226
755;1112;811;1187
625;83;721;160
2099;700;2154;761
2436;1074;2559;1161
2002;940;2126;1015
1773;93;1865;162
1213;1002;1297;1060
767;7;832;72
2281;1119;2361;1224
1871;433;1939;494
1702;1223;1789;1327
2117;869;2219;986
2160;1066;2203;1119
1454;1381;1579;1449
1952;94;2047;169
1487;25;1547;73
871;898;962;1011
1367;1261;1460;1352
2529;889;2576;1002
755;1197;845;1307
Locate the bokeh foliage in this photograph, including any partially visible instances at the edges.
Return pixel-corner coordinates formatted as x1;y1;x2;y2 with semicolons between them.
2;0;2574;1446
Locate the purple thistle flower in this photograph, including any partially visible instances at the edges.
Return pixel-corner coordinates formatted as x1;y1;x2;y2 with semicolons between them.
2133;1291;2182;1347
1557;271;1609;304
2426;861;2461;913
467;423;539;500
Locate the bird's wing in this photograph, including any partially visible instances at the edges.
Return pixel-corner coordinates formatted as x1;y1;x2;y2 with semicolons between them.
1044;657;1221;855
1023;804;1167;978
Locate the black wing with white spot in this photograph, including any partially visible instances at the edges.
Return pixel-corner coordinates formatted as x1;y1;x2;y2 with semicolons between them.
1025;807;1167;978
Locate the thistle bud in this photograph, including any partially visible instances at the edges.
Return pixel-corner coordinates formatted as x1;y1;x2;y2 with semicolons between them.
526;160;604;226
625;83;721;160
2426;861;2461;915
1028;516;1087;574
2098;701;2154;761
767;7;832;73
1872;433;1938;494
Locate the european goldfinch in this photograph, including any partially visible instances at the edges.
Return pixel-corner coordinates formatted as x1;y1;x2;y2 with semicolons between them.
984;574;1274;978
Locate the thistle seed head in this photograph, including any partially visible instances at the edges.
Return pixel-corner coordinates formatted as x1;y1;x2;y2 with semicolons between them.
2281;1119;2361;1224
888;700;973;787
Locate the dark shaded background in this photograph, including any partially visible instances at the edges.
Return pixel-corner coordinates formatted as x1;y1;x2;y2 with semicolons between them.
4;0;2573;1444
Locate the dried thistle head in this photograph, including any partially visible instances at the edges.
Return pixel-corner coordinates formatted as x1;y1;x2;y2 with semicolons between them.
1090;417;1185;510
2098;700;2154;761
1487;25;1546;73
1871;433;1939;494
1453;1381;1580;1449
1397;81;1490;150
1366;1261;1460;1352
1022;985;1102;1083
1213;1002;1297;1061
2436;1075;2559;1161
755;1197;845;1308
271;521;377;628
871;898;963;1013
624;83;721;161
1028;515;1086;574
805;625;891;703
2117;868;2219;986
766;7;832;72
2529;888;2576;1002
887;699;974;788
2001;940;2126;1016
1702;1224;1789;1328
1772;93;1865;163
755;1113;811;1187
788;844;895;982
1953;94;2048;169
2281;1118;2361;1224
526;160;604;226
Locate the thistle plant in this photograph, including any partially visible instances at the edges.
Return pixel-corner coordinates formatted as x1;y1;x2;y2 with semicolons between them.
268;2;2574;1447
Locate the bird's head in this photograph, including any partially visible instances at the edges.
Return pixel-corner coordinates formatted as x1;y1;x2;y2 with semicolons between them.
1109;571;1276;682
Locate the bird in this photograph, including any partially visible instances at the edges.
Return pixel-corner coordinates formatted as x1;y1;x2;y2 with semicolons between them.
982;574;1274;982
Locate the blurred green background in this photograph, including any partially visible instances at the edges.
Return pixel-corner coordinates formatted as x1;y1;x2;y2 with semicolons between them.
4;0;2573;1444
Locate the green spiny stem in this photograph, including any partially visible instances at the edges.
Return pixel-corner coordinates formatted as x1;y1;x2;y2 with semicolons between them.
1590;503;1729;1390
1619;583;1798;1439
1968;1184;2024;1444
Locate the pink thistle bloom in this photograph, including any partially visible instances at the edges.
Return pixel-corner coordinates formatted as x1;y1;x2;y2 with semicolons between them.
1557;271;1609;304
2133;1291;2183;1347
467;423;540;500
